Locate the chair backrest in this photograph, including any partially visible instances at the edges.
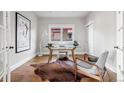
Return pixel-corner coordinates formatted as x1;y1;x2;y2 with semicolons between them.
106;50;116;66
95;51;109;69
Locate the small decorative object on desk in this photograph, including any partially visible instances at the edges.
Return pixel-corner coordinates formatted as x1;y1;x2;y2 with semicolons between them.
73;41;79;47
46;43;53;47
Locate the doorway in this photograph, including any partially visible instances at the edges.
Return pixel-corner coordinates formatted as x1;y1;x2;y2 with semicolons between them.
0;11;11;82
86;23;94;55
116;11;124;81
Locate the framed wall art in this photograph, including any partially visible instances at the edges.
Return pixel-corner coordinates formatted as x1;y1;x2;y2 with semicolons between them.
15;12;31;53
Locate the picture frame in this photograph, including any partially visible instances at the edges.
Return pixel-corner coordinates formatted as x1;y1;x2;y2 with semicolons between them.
15;12;31;53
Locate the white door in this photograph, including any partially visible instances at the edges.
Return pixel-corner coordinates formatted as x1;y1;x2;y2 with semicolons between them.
87;23;94;55
116;11;124;81
6;12;11;82
0;11;10;82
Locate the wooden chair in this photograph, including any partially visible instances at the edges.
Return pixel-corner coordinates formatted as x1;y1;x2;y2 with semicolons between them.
82;53;98;62
75;51;109;81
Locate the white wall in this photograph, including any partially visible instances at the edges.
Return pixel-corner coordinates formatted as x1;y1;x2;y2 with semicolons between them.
85;11;116;72
38;17;87;55
10;11;39;70
9;11;117;73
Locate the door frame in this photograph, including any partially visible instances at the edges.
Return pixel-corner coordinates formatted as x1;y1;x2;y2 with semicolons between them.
0;11;11;82
116;11;124;81
85;21;95;55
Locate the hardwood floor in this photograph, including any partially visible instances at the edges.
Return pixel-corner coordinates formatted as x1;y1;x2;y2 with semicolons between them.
11;55;117;82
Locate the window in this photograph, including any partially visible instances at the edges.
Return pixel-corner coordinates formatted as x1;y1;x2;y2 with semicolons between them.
63;28;73;41
51;28;61;41
49;24;74;43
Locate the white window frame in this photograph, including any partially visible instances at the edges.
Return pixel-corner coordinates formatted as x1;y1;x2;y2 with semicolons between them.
49;24;75;44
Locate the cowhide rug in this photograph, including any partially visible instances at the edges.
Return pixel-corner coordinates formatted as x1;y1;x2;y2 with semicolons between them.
31;59;82;82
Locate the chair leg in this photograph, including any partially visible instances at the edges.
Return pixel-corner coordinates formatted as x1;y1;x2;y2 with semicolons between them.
102;69;111;82
106;70;111;81
102;74;105;82
102;71;106;82
102;67;108;82
99;75;104;82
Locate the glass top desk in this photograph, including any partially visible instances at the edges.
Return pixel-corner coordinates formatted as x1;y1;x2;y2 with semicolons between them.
46;46;76;63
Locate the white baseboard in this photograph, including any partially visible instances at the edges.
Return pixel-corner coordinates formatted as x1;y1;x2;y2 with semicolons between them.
37;51;43;56
10;52;117;74
10;53;37;72
38;54;43;56
106;63;117;73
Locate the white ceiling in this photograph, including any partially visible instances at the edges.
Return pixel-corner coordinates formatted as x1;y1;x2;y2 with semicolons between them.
35;11;90;18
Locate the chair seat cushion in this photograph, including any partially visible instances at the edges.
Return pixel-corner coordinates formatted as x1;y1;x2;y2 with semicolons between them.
77;65;97;75
77;60;92;69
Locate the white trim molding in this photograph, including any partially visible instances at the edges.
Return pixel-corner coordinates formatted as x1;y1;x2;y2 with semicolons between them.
10;53;37;72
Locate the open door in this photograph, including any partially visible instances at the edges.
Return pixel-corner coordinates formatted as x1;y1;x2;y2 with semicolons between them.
116;11;124;81
86;23;94;55
0;11;10;82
